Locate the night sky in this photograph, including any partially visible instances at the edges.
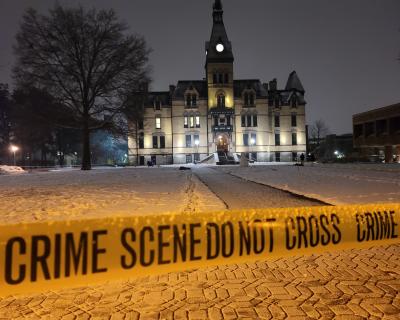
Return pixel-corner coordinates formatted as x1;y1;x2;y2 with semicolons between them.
1;0;399;134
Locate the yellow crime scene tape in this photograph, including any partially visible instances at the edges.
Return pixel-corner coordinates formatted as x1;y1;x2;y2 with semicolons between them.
0;203;399;296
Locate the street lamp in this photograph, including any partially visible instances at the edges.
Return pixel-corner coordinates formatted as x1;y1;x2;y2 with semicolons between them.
9;145;19;166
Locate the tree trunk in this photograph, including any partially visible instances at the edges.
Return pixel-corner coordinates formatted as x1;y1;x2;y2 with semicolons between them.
81;118;91;170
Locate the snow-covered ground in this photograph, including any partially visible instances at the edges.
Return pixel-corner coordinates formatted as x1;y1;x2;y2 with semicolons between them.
0;167;225;224
220;163;400;205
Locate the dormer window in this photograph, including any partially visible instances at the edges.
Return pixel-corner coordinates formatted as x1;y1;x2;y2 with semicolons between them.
154;99;162;110
243;91;255;106
185;94;198;108
291;96;298;108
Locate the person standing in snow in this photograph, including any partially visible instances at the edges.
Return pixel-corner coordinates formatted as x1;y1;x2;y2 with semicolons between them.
300;153;305;166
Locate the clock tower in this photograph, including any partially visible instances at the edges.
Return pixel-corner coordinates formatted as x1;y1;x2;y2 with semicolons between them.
205;0;234;110
205;0;235;154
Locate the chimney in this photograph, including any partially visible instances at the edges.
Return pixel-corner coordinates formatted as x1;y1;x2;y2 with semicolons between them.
169;85;176;95
269;78;277;91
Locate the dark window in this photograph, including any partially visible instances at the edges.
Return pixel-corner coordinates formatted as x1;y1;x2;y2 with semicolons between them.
155;100;161;110
153;136;158;149
274;115;280;127
214;116;219;126
376;119;387;136
365;122;375;136
160;136;166;149
389;117;400;133
213;73;217;84
244;93;249;106
224;73;229;83
249;94;255;106
247;115;252;127
219;74;223;84
186;135;192;148
192;95;197;106
292;97;297;108
186;95;191;107
151;155;156;165
186;154;192;164
139;156;145;166
138;120;144;130
243;134;249;146
217;94;225;107
275;133;280;146
276;152;281;162
354;124;363;138
253;115;258;127
292;152;297;162
291;114;297;127
275;98;280;108
139;133;144;149
194;153;200;162
251;152;257;161
292;133;297;146
241;115;246;127
227;116;231;126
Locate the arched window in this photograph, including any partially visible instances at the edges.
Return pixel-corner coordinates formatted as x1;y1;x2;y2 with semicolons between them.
249;93;255;106
217;93;225;108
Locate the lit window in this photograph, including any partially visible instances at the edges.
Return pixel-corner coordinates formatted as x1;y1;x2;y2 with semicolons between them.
251;133;257;146
155;117;161;129
190;116;194;128
195;116;200;128
184;117;188;128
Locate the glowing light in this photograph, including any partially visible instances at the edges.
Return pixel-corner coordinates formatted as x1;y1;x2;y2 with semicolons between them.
195;140;199;146
250;138;256;146
216;43;224;52
10;145;19;153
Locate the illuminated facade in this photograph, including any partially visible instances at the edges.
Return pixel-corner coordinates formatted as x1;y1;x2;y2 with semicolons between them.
128;0;307;165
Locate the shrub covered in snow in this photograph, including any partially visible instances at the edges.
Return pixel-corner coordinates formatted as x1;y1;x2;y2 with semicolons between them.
0;166;26;175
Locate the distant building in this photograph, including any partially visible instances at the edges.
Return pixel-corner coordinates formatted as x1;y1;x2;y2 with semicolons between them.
128;0;307;165
353;103;400;162
307;133;355;161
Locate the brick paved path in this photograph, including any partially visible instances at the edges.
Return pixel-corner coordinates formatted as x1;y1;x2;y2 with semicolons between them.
0;168;399;319
1;245;398;319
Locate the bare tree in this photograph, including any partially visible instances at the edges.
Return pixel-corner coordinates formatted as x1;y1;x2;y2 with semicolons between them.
0;84;12;163
310;119;330;147
13;5;151;170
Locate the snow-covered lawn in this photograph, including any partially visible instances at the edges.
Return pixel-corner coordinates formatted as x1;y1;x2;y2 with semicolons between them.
220;163;400;205
0;167;225;224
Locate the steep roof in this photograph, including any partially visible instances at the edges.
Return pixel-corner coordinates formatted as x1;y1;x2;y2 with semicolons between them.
144;92;171;108
285;71;305;93
233;80;268;98
173;81;208;99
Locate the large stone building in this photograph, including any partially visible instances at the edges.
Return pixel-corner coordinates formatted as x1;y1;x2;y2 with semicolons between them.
128;0;307;165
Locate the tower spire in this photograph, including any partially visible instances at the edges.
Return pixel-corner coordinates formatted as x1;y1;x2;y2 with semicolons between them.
213;0;223;23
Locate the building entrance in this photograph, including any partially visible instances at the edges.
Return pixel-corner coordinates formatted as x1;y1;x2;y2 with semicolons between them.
216;134;229;153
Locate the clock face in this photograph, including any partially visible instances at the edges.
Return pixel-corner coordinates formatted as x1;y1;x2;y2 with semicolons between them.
216;43;224;52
